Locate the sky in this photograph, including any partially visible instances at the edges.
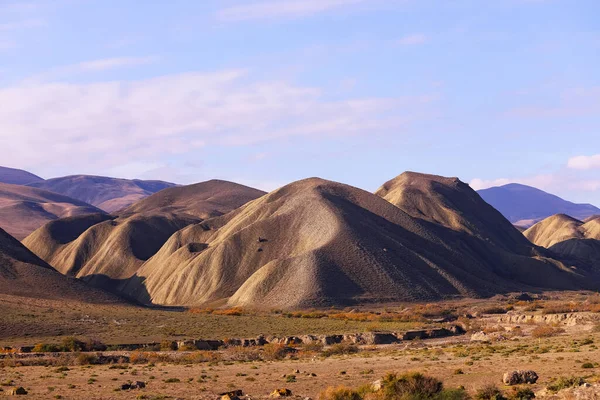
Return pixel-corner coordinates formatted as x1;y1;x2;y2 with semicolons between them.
0;0;599;204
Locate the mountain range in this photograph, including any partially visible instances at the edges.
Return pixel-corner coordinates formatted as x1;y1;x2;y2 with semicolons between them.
478;183;600;228
2;165;600;309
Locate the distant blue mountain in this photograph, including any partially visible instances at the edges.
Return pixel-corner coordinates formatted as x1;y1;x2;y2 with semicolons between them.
478;183;600;227
0;166;44;185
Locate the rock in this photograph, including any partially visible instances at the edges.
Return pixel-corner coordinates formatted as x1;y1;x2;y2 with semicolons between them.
8;387;28;395
322;335;343;345
220;390;243;397
372;380;383;391
284;336;303;345
221;390;243;400
448;325;467;335
471;331;491;342
503;370;539;385
135;381;146;389
270;389;293;397
515;293;534;301
402;330;427;340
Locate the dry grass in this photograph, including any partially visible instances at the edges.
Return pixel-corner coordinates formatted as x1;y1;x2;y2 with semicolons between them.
0;295;422;347
531;325;565;338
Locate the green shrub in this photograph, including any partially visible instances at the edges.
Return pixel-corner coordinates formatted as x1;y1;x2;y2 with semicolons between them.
475;384;506;400
319;372;466;400
582;363;594;369
76;353;98;365
508;387;535;400
322;343;359;357
318;386;362;400
61;337;86;352
547;376;586;392
32;343;62;353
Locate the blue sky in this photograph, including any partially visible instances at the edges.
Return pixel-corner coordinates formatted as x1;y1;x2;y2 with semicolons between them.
1;0;599;204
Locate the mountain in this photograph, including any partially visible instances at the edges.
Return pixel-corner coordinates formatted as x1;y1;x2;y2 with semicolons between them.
524;214;600;266
0;227;118;302
23;213;200;296
0;166;44;185
0;183;105;240
478;183;600;228
375;172;531;251
28;175;176;213
120;180;266;219
128;176;588;309
23;180;264;297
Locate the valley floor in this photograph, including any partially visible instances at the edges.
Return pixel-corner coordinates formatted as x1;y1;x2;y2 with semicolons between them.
2;291;600;399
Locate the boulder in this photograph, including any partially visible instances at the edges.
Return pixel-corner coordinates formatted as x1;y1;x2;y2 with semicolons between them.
221;390;243;400
322;335;343;345
8;387;28;395
471;331;491;342
503;370;539;385
402;330;427;340
284;336;303;345
514;293;534;301
220;390;243;397
372;380;383;391
300;335;320;344
270;388;293;397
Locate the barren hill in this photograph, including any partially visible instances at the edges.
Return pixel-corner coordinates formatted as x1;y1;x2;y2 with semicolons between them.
28;175;176;213
130;177;588;309
375;172;531;251
478;183;600;228
524;214;600;266
121;180;266;219
23;212;200;296
0;227;118;302
0;183;105;240
0;166;44;185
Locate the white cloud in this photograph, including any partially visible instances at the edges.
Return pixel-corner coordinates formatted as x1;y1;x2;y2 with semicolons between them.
75;57;158;72
470;174;558;191
568;154;600;170
469;178;511;190
24;56;159;82
396;34;428;46
216;0;367;21
0;69;435;176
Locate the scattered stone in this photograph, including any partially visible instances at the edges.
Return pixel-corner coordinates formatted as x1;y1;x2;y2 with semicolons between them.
8;387;27;395
220;390;243;400
514;293;534;302
270;389;293;397
372;380;383;391
503;370;539;385
120;381;146;390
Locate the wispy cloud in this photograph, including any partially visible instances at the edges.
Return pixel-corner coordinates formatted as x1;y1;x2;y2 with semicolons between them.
507;86;600;119
568;154;600;170
216;0;367;22
75;56;158;72
396;33;428;46
24;56;159;82
470;175;557;191
0;69;436;175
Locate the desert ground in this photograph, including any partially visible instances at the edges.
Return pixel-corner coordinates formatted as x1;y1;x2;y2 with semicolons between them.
2;291;600;399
